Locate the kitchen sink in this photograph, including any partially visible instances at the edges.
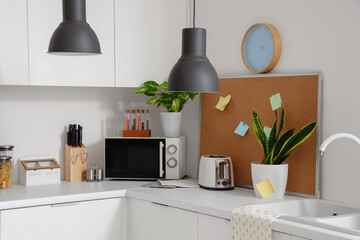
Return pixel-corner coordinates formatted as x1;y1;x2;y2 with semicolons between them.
254;199;360;236
318;214;360;232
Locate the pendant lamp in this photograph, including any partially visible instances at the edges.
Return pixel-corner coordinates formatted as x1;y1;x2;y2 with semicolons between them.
48;0;101;55
167;0;219;92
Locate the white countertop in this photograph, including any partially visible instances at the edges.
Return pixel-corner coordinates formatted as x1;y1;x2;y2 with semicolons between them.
0;181;358;239
126;186;298;219
0;181;145;210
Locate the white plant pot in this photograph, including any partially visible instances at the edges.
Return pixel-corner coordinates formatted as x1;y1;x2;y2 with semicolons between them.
160;112;182;138
251;162;288;199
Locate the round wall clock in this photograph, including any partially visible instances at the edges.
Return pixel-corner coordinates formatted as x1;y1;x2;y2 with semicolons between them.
241;23;282;73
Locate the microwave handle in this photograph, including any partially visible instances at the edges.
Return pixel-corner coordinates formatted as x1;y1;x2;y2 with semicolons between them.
159;141;165;177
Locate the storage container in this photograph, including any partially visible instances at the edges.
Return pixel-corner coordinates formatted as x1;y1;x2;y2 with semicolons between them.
0;156;13;189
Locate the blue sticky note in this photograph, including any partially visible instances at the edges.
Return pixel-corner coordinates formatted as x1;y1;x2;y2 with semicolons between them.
263;127;272;138
270;93;282;111
234;121;249;136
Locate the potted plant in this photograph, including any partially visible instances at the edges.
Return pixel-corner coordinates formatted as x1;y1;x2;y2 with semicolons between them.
251;107;317;199
135;81;198;137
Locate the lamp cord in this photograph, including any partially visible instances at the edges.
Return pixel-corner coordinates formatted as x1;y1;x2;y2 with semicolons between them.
193;0;196;28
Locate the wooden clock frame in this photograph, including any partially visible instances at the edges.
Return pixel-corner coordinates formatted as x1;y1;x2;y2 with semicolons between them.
241;23;282;74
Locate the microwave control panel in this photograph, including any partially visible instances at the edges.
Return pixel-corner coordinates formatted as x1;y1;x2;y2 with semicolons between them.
165;137;186;179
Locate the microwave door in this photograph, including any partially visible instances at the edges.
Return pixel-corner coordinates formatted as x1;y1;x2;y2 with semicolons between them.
105;138;165;179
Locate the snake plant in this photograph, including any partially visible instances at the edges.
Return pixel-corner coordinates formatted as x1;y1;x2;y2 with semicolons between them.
252;107;317;165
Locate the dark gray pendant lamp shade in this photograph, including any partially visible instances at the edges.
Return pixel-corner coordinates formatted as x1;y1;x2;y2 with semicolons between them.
168;28;219;92
48;0;101;55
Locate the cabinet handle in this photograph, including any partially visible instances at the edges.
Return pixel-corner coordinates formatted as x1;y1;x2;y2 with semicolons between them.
159;141;164;177
50;202;80;208
151;202;169;207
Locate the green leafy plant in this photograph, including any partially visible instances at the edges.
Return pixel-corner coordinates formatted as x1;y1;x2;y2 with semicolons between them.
135;81;198;112
252;107;317;165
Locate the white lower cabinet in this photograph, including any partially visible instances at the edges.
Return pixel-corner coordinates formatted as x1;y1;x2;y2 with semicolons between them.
0;198;122;240
128;198;197;240
127;199;313;240
272;231;310;240
292;236;310;240
198;213;231;240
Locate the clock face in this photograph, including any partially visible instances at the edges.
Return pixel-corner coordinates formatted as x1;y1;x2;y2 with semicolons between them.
242;24;275;72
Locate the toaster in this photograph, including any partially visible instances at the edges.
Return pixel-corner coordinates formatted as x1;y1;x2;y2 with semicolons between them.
198;155;234;190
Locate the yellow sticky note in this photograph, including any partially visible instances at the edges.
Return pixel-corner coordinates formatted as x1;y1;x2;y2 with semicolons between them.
256;179;275;199
215;94;231;111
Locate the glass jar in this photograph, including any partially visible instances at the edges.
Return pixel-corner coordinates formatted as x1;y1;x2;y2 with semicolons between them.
0;145;14;159
0;156;13;189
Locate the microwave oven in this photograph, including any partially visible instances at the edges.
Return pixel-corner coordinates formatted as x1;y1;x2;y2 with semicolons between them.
105;137;186;180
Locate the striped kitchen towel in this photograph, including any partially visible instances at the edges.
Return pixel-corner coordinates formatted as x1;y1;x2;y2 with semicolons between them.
231;205;285;240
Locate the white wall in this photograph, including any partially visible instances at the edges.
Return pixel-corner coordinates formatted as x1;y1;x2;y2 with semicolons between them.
0;86;201;182
197;0;360;204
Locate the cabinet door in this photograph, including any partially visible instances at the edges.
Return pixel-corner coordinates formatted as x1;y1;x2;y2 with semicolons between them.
115;0;188;87
128;199;197;240
28;0;115;87
0;0;28;85
198;213;231;240
0;198;122;240
272;231;292;240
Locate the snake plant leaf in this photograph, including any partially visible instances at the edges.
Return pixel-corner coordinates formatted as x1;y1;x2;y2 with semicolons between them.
268;111;278;152
278;107;285;136
252;110;269;157
147;96;158;105
253;107;264;129
273;149;296;165
263;149;275;165
276;122;317;163
252;111;266;157
272;128;294;161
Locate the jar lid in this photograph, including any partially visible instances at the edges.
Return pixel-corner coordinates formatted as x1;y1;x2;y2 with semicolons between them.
0;156;11;162
0;146;14;151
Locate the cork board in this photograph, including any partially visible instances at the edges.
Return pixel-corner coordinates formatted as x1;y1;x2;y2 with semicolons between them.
200;74;321;196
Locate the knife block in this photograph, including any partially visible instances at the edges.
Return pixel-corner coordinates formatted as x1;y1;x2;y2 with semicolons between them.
65;144;88;182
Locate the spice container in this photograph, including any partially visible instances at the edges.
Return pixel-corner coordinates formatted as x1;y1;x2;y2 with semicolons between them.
132;110;136;130
145;109;150;130
0;156;13;189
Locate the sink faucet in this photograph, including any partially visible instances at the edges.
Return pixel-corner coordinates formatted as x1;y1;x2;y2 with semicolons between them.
319;133;360;155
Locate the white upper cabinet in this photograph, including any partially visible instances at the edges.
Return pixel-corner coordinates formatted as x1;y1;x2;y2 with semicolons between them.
115;0;188;87
0;0;28;85
28;0;115;87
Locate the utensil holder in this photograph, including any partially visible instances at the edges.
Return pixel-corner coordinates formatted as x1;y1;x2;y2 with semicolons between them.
65;144;88;182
